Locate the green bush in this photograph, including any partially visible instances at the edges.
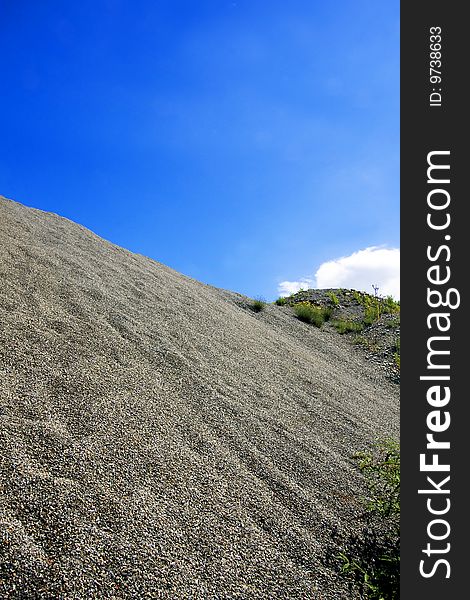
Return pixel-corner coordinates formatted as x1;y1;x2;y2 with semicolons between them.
332;319;364;334
251;298;266;313
339;440;400;599
274;296;288;306
294;302;329;327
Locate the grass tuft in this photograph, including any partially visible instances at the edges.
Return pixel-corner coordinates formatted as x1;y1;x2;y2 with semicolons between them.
294;302;330;327
251;298;266;313
332;319;364;334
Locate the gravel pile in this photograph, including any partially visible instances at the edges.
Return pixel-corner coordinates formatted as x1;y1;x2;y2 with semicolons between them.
0;196;399;599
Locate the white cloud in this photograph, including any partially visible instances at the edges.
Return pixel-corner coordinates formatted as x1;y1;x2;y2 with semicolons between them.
278;246;400;299
316;247;400;299
278;278;314;297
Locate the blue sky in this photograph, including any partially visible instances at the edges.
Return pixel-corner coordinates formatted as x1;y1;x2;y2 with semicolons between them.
0;0;399;300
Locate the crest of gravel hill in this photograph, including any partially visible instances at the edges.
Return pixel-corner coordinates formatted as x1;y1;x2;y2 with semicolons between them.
283;288;400;384
0;196;399;599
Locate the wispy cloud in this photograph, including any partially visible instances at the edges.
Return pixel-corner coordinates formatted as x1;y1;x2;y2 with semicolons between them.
278;247;400;299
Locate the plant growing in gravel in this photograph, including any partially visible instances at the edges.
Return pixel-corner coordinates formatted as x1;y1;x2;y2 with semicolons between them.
339;439;400;600
363;310;378;326
393;353;400;369
357;439;400;517
384;317;400;329
383;296;400;314
351;291;400;326
332;320;364;334
251;298;266;312
363;296;382;324
274;296;288;306
352;290;364;304
327;291;340;307
294;302;330;327
353;335;368;346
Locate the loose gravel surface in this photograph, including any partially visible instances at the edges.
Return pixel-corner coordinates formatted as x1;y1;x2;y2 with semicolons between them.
0;196;399;599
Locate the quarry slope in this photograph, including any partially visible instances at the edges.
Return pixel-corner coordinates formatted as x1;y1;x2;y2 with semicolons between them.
0;196;399;599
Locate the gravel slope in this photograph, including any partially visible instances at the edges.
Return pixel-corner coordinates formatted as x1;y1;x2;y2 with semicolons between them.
0;196;399;599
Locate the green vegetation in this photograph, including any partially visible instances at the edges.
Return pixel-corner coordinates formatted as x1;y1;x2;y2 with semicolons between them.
363;307;379;326
383;295;400;314
339;440;400;599
364;297;382;323
393;353;400;369
331;319;364;334
353;337;380;353
293;302;332;327
352;291;381;326
351;291;400;328
352;290;364;304
274;296;288;306
327;291;340;306
357;440;400;517
289;290;400;350
251;298;266;313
